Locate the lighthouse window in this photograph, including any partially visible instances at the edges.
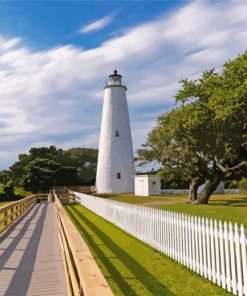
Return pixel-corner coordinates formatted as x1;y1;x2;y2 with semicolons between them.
115;130;120;137
117;172;121;179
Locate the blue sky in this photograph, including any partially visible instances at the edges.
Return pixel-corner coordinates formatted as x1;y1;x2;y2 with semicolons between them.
0;0;247;169
0;1;182;50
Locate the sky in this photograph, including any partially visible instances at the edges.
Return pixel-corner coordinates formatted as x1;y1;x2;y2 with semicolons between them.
0;0;246;170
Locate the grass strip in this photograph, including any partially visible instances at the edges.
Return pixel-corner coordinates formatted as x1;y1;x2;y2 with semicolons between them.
65;204;232;296
160;202;247;227
93;194;247;227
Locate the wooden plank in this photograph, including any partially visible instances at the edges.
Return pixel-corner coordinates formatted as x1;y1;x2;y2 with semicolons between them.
0;203;67;296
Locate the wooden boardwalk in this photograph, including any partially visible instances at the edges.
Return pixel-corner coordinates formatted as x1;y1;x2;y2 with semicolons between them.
0;202;67;296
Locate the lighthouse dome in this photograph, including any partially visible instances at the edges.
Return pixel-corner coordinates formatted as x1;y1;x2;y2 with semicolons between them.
108;69;123;86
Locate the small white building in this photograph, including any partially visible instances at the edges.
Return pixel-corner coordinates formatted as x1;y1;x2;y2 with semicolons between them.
134;175;161;196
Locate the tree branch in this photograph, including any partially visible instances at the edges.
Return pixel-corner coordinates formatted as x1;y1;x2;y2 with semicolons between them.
215;159;247;176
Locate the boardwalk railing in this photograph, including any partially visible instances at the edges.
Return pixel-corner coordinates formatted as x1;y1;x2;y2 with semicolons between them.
53;191;114;296
74;192;247;296
37;193;49;202
0;194;37;234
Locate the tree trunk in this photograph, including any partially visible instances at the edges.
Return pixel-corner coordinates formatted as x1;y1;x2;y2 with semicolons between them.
188;177;204;202
196;175;222;204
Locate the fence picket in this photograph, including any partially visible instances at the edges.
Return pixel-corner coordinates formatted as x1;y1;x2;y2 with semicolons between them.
182;214;186;265
224;222;232;292
191;216;196;271
198;217;203;276
206;219;212;281
240;225;247;296
194;217;199;273
210;220;216;283
185;215;189;267
235;224;243;296
188;216;192;269
202;218;207;277
229;223;237;294
178;214;183;264
214;220;221;286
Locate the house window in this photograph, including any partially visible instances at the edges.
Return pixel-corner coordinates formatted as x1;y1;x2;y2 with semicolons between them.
115;130;120;137
117;172;121;179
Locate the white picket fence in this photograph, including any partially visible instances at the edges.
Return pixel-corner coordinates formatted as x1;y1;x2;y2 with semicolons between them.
225;189;240;194
161;189;189;194
74;192;247;296
161;189;240;195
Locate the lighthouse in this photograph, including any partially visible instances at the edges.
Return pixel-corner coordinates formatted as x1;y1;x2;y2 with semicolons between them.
96;70;135;193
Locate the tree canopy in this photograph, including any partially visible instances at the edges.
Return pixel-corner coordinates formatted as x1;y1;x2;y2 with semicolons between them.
9;146;98;192
138;50;247;203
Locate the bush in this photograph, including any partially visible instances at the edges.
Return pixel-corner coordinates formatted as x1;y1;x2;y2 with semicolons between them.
0;180;22;201
238;178;247;193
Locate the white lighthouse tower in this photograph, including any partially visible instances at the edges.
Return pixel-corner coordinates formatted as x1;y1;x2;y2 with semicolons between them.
96;70;135;193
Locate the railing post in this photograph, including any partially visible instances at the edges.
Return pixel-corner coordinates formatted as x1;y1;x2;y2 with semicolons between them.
11;207;14;221
4;210;8;226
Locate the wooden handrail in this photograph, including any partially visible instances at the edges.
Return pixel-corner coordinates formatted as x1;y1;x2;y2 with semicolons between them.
53;191;114;296
37;193;49;201
0;194;37;234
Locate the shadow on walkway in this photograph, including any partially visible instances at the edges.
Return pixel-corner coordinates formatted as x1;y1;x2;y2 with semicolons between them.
0;203;48;295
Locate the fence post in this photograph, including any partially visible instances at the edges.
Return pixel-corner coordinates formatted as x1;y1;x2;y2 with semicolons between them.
4;210;8;226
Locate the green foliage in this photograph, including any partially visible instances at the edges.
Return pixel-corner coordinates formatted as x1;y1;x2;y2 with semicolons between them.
0;180;19;201
238;177;247;193
0;170;11;184
22;158;78;192
157;167;190;189
10;146;98;192
67;148;98;183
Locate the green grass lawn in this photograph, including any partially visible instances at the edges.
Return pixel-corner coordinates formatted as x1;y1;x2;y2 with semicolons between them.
160;198;247;227
93;193;185;204
0;201;11;207
93;193;247;227
65;204;232;296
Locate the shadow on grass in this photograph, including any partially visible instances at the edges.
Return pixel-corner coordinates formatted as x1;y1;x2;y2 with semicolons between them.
209;198;247;207
67;205;176;296
65;206;137;296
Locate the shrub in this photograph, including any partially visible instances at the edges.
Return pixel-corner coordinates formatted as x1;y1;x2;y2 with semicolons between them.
238;177;247;193
0;180;20;201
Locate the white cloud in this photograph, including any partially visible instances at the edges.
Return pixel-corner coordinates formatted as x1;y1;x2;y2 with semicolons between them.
0;0;247;169
78;11;117;34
